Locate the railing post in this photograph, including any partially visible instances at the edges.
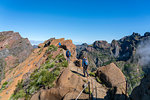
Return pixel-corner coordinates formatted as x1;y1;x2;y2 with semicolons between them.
88;82;91;100
96;86;97;100
125;79;128;100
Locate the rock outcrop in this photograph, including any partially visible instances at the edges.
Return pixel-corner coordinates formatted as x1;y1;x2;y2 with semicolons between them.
96;63;127;100
39;38;77;61
0;31;33;81
97;63;126;89
31;68;88;100
51;38;77;61
93;40;111;49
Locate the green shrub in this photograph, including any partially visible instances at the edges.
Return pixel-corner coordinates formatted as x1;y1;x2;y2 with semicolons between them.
36;75;43;84
16;80;23;90
38;48;43;55
89;72;96;77
40;70;56;86
48;45;58;51
96;77;102;83
83;79;87;83
29;86;36;94
56;63;61;67
30;69;56;87
55;53;68;67
56;53;66;61
53;70;60;76
48;54;53;58
62;60;68;67
55;67;60;71
44;62;55;69
0;81;8;92
5;45;9;48
84;87;92;94
10;89;26;100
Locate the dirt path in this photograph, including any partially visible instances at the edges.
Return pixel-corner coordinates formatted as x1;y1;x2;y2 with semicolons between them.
67;60;107;100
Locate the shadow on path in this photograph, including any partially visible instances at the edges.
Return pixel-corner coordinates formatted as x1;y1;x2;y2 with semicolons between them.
71;70;85;77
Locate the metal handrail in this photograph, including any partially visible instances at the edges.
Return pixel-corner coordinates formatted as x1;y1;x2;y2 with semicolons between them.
75;83;88;100
75;72;145;100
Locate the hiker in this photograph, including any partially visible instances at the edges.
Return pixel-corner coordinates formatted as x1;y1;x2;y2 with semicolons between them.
82;57;89;77
66;49;71;63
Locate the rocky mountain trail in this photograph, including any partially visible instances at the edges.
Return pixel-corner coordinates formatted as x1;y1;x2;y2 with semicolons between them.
0;37;80;100
30;59;107;100
0;34;131;100
67;61;112;100
30;47;91;100
66;61;128;100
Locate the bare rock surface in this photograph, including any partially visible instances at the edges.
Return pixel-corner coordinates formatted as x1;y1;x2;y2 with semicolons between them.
96;63;126;94
31;68;88;100
0;31;33;81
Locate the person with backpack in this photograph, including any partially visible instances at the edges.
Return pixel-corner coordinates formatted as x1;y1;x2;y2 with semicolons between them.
82;57;89;77
66;49;71;63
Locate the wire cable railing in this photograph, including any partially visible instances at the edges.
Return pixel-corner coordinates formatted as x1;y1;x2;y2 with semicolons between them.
75;82;89;100
75;72;145;100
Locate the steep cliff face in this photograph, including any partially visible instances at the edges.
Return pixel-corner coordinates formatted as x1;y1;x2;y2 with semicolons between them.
129;36;150;100
130;74;150;100
0;31;33;81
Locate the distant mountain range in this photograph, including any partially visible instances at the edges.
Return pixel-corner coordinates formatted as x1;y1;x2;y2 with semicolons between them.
76;32;150;94
30;40;43;45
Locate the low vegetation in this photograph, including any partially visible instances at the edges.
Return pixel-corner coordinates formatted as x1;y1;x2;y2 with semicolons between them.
10;45;68;100
96;77;102;84
0;81;8;92
89;72;96;77
116;62;144;94
84;85;92;94
46;45;58;53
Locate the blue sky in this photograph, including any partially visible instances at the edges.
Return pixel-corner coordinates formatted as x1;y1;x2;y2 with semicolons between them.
0;0;150;44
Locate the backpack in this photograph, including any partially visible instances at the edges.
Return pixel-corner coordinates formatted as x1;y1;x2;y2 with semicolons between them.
58;42;61;46
66;50;70;57
84;59;88;66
